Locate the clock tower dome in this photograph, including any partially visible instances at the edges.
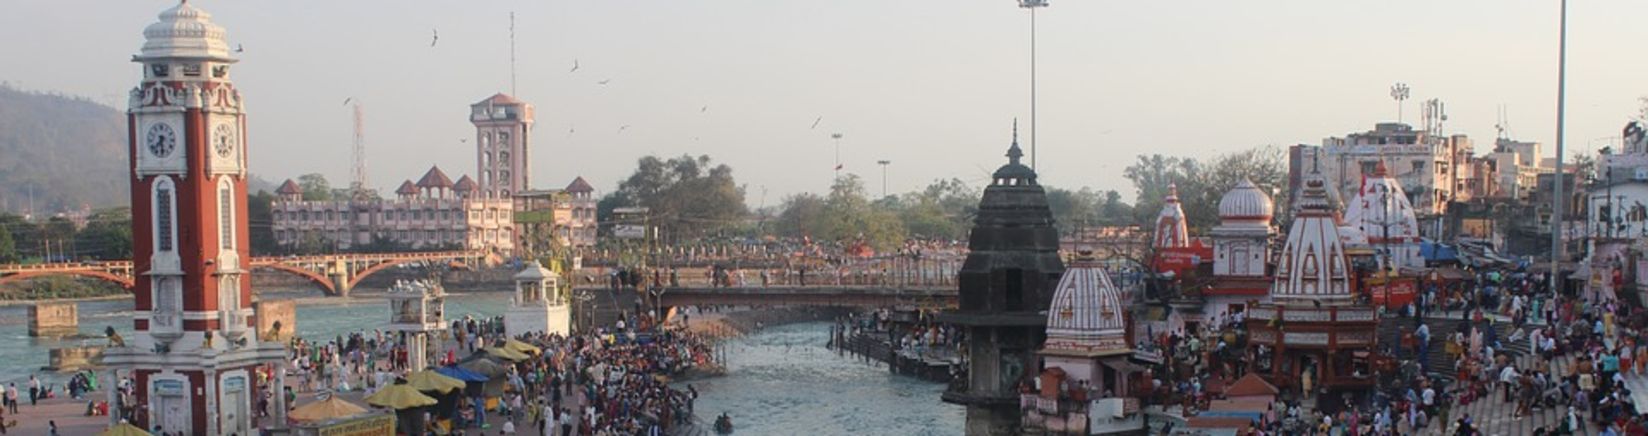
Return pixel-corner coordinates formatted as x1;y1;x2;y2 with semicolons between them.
104;2;285;435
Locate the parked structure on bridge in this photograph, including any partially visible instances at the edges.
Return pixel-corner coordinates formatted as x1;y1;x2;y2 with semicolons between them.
939;126;1066;436
271;165;515;253
102;3;286;433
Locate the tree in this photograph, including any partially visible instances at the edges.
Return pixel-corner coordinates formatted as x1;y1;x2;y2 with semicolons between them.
820;175;906;250
246;190;279;255
603;154;748;240
73;207;131;260
0;221;14;263
889;178;978;241
297;173;333;202
774;193;827;238
1045;186;1104;233
1123;146;1286;232
1124;154;1198;226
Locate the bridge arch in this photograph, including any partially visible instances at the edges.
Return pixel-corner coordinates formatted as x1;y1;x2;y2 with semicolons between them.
344;257;448;293
250;263;338;295
0;270;135;291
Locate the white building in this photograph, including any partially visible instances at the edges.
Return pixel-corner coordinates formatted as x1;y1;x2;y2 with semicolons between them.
503;263;571;337
1153;184;1190;249
1319;122;1475;218
1212;179;1275;278
1343;162;1424;272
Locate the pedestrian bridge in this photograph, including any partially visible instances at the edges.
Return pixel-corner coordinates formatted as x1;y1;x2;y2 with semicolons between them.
0;251;488;297
572;285;958;309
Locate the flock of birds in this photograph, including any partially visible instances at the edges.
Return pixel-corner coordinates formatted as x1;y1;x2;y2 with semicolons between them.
422;26;832;140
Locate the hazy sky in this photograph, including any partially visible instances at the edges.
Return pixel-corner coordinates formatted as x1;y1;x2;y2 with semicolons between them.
3;1;1646;205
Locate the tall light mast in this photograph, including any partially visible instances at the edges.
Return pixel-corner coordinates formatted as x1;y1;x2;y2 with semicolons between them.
1018;0;1048;171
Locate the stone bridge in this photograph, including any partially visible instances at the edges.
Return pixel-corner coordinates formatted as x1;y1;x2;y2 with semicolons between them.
0;251;488;297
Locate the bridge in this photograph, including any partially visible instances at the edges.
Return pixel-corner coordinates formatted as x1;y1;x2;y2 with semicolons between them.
0;251;488;297
570;256;963;309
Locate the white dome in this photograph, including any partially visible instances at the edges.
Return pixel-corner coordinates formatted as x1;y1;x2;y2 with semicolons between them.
138;2;233;61
1219;179;1275;222
1044;258;1130;353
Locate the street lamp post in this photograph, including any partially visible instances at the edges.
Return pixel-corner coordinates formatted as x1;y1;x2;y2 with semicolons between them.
1390;83;1410;124
1550;0;1568;294
877;160;892;198
1019;0;1048;171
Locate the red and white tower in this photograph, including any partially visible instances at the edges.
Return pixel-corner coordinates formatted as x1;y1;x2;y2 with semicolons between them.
472;93;534;198
104;2;284;434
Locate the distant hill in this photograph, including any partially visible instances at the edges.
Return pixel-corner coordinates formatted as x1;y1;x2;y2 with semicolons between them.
0;85;129;214
0;85;279;214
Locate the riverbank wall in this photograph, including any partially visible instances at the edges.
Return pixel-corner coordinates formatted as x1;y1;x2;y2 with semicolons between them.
684;307;850;339
830;329;956;383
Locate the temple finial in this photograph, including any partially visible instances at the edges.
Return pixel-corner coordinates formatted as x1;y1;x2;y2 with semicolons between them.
1006;119;1024;165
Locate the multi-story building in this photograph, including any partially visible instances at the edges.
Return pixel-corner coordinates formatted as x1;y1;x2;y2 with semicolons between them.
1319;122;1475;217
513;176;599;253
472;94;534;198
270;166;514;253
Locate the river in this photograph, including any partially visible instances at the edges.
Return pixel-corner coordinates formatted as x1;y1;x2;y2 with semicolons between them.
0;292;962;435
681;322;962;435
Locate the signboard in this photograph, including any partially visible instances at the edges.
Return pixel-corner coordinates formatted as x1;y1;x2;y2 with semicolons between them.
318;414;395;436
1368;278;1417;308
613;225;646;239
154;380;185;396
1153;245;1212;274
222;376;245;393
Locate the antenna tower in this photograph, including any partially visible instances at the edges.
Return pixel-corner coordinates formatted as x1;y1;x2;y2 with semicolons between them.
510;11;517;96
351;102;368;196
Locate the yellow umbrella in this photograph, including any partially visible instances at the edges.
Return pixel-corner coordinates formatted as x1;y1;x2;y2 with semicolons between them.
503;338;541;355
289;395;370;422
365;383;438;410
486;346;529;361
98;423;152;436
405;369;465;393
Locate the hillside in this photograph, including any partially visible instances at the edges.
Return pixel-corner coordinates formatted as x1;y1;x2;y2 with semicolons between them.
0;85;129;213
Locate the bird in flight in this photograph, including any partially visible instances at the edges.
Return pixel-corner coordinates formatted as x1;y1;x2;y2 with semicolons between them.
619;125;630;133
235;44;244;53
598;79;611;86
701;106;709;113
570;59;580;73
430;29;439;47
342;97;352;106
810;116;823;129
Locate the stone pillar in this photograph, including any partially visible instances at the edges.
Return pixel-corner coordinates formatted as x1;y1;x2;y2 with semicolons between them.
29;302;79;337
409;332;427;372
106;368;120;426
272;365;288;425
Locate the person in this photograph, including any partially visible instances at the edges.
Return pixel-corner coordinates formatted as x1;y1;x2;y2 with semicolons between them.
47;420;57;436
25;376;37;407
4;383;17;414
501;419;516;434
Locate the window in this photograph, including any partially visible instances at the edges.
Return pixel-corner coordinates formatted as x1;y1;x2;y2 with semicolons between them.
1412;160;1425;173
1004;269;1025;311
182;64;202;77
498;132;510;147
155;182;175;252
150;64;169;78
219;182;235;250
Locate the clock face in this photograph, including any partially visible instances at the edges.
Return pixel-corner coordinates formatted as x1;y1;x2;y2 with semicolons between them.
214;124;237;158
146;123;177;158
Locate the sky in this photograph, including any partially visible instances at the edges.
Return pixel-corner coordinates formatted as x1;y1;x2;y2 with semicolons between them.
3;0;1646;206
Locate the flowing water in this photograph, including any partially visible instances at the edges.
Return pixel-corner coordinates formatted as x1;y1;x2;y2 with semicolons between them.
681;322;963;436
0;292;962;435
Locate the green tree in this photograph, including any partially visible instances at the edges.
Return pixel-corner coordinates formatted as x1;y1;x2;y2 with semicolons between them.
820;175;906;250
246;190;279;255
0;214;36;261
297;173;333;202
0;221;14;263
73;207;131;260
774;193;827;238
602;154;748;240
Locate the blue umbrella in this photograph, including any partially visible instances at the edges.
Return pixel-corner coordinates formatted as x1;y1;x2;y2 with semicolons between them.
436;365;487;382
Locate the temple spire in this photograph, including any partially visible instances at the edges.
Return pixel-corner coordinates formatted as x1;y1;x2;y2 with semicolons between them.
1007;118;1024;165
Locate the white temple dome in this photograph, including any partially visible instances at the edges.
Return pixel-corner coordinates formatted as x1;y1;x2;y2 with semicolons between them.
138;2;233;61
1343;162;1420;243
1044;256;1130;354
1271;175;1353;304
1218;179;1275;222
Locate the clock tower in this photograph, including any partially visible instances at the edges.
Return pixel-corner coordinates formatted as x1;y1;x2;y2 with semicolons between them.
104;2;285;435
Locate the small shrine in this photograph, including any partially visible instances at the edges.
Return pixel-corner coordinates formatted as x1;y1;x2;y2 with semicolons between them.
386;279;447;371
504;262;571;337
1024;253;1146;435
1244;169;1380;394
